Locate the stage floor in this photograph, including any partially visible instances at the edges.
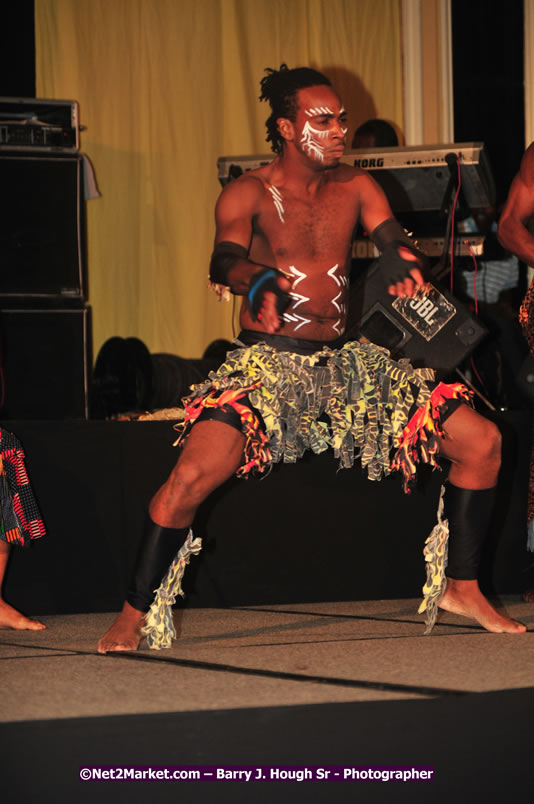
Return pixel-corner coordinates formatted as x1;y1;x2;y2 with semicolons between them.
1;598;534;722
2;599;533;803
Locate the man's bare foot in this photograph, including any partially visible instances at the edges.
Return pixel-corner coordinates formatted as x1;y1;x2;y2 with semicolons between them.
439;579;526;633
97;601;146;653
0;599;46;630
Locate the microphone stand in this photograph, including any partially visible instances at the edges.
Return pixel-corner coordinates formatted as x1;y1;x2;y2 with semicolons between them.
432;152;462;281
454;367;496;411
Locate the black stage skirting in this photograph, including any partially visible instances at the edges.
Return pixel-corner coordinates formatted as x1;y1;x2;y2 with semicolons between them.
2;412;532;616
3;689;534;803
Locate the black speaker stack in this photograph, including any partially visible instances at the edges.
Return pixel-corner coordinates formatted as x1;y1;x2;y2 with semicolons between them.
0;97;92;419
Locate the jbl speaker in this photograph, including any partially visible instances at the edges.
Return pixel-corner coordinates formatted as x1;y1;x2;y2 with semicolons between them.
0;307;91;419
0;152;87;303
346;258;487;376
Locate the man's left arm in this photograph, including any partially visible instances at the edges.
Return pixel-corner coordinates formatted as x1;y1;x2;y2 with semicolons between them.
358;173;427;297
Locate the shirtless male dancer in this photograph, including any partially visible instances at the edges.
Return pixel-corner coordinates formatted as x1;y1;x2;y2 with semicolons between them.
98;65;525;652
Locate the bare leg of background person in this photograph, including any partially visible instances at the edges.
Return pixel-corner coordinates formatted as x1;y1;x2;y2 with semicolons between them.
0;540;45;630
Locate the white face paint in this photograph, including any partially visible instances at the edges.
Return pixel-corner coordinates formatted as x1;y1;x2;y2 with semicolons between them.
300;106;346;163
300;107;334;162
300;120;330;162
305;106;334;117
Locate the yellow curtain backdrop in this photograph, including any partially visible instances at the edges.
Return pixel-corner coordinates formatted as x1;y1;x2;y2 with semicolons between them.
35;0;402;359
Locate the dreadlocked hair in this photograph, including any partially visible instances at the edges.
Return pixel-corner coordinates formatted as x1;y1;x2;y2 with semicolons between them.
259;63;332;154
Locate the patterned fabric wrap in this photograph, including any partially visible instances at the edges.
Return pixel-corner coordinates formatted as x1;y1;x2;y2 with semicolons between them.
519;279;534;548
519;275;534;353
0;428;46;547
173;339;471;492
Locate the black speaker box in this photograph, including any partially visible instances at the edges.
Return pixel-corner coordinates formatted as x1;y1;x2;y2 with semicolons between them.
0;152;87;304
0;307;91;419
347;260;487;375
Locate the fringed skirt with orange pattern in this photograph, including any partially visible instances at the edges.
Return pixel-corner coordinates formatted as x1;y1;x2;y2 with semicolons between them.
173;339;471;492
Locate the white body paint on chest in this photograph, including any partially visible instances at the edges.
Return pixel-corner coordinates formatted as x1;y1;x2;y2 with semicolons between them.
283;265;312;330
268;185;285;223
328;264;348;334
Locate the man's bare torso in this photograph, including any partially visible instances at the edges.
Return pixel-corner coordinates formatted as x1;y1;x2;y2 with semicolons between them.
236;160;370;341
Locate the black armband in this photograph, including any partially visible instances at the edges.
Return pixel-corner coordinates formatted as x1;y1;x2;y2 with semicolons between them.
247;267;291;320
209;241;249;285
370;219;429;285
370;217;415;251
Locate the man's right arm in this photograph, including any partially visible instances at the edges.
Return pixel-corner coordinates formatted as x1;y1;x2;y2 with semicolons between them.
209;177;264;294
498;143;534;264
209;177;290;331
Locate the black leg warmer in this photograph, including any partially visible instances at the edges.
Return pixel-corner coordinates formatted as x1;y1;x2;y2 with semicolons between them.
444;484;495;580
126;516;191;612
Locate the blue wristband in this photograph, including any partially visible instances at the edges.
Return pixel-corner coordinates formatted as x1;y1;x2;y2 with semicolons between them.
247;269;278;307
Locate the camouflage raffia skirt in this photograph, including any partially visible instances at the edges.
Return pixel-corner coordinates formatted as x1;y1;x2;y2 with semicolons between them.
173;337;470;492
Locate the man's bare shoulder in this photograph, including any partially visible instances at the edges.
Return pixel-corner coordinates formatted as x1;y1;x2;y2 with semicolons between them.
222;170;268;195
216;170;271;213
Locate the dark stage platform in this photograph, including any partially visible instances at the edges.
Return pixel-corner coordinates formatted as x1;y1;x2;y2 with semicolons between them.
2;411;532;616
2;604;534;803
4;689;534;803
2;415;533;804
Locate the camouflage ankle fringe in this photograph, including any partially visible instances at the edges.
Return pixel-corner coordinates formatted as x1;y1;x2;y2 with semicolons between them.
418;485;449;634
142;530;202;650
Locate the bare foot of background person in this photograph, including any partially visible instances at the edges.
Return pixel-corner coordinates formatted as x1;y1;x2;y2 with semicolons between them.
0;599;46;630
